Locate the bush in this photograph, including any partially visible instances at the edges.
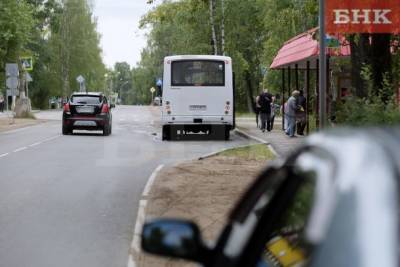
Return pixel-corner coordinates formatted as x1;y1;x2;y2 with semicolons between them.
336;96;400;126
336;64;400;126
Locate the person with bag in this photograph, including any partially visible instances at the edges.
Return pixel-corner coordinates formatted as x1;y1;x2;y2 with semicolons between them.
296;90;306;135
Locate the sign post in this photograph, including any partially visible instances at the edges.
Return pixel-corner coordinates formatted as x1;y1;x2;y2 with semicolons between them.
5;63;19;111
150;87;156;103
319;0;327;129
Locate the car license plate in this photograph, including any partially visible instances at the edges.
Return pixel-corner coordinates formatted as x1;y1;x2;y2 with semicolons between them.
76;106;94;114
74;121;96;126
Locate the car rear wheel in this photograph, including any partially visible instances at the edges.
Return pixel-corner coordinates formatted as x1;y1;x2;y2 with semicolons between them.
103;124;110;136
62;125;72;135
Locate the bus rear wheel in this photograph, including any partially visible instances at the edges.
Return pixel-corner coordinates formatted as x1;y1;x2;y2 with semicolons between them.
224;126;230;141
162;125;171;141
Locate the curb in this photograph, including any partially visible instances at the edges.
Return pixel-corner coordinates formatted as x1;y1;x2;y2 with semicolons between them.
198;143;260;160
234;128;280;157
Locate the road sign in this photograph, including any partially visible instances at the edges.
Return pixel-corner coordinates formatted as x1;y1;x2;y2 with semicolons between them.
326;0;400;34
156;79;163;87
76;75;85;83
6;77;19;89
20;57;33;71
326;35;340;48
6;64;19;77
150;87;156;93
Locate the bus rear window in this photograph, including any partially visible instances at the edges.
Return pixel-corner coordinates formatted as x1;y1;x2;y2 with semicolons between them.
171;60;225;86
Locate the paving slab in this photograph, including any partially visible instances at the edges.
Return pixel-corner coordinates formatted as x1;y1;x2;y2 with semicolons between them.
236;117;305;158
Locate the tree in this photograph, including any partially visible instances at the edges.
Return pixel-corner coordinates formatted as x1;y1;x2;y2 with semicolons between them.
49;0;106;97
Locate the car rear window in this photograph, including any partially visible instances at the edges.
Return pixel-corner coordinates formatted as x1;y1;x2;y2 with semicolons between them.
71;95;102;104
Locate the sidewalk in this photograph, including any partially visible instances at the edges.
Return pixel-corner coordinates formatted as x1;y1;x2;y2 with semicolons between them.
0;111;46;133
236;117;305;158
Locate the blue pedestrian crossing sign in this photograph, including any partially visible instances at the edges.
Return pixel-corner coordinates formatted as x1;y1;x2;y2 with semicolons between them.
156;79;162;87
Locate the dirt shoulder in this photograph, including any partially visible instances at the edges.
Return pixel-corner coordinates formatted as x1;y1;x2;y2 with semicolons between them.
0;117;47;133
136;145;274;267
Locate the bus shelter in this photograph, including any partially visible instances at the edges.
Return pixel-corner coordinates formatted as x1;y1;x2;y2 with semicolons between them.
270;27;351;133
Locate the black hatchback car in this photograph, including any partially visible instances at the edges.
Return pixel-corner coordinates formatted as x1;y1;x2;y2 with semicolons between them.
62;92;114;136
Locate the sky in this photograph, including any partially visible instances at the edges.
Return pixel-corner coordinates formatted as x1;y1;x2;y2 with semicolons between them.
93;0;156;69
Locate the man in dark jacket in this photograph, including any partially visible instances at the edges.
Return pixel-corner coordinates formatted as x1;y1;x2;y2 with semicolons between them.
257;89;273;132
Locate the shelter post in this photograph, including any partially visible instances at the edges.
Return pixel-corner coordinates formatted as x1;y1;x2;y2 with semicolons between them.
281;69;285;131
306;61;310;135
316;59;320;130
295;64;299;91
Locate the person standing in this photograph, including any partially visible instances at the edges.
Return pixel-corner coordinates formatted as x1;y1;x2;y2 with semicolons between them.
257;89;272;132
286;90;300;137
270;96;279;131
296;90;307;135
255;95;261;128
281;100;288;131
0;94;4;113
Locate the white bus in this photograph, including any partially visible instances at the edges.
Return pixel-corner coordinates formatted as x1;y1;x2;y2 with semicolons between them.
161;55;235;140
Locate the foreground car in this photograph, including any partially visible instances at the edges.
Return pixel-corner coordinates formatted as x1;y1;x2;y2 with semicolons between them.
62;92;114;136
142;128;400;267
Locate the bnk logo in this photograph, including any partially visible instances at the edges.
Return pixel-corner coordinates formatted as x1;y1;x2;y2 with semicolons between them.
334;9;392;25
326;0;399;34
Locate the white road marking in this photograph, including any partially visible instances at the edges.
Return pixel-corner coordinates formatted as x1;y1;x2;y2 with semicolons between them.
131;199;147;253
29;142;42;147
127;255;137;267
0;135;60;158
42;135;60;142
142;164;164;197
128;164;165;266
13;147;27;153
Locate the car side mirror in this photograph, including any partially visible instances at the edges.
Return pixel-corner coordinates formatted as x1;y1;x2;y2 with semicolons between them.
142;219;210;264
110;103;115;109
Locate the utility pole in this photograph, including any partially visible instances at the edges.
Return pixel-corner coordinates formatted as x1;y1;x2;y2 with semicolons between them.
319;0;327;129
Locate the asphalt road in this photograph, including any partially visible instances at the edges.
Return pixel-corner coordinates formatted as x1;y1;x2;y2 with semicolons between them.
0;106;253;267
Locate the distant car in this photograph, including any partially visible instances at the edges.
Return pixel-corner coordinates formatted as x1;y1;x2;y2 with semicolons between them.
62;92;114;136
142;128;400;267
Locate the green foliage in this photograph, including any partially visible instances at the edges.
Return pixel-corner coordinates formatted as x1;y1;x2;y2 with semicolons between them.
219;144;276;161
336;96;400;126
0;0;106;109
136;0;318;110
262;0;318;93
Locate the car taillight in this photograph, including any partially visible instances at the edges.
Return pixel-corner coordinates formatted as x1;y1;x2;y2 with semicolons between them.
63;103;71;114
101;104;109;114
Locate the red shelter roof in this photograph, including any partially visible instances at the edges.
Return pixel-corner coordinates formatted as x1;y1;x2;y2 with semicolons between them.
270;27;351;70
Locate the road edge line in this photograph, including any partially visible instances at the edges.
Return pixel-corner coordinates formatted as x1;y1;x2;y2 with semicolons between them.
142;164;164;197
128;164;165;267
234;128;280;157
